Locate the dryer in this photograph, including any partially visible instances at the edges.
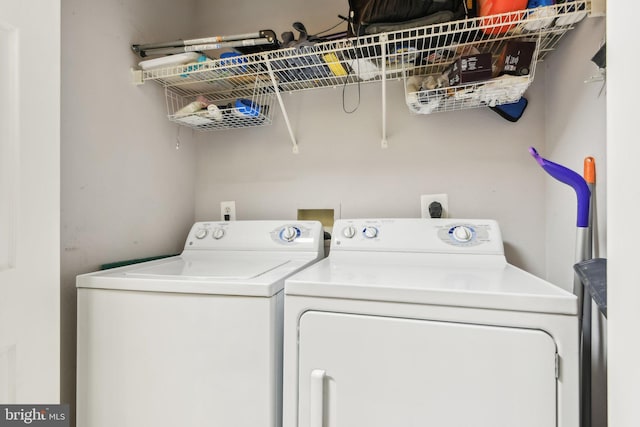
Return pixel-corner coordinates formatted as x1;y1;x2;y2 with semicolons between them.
76;220;324;427
283;218;579;427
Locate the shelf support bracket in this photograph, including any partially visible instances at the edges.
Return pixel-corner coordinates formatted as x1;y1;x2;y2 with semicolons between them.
131;68;143;86
264;55;299;154
380;33;388;149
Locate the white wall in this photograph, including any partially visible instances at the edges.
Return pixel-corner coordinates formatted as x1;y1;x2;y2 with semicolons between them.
607;3;640;427
194;0;353;41
194;79;548;275
61;0;199;423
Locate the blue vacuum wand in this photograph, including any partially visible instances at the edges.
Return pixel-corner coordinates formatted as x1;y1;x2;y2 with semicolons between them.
529;146;592;427
529;147;591;228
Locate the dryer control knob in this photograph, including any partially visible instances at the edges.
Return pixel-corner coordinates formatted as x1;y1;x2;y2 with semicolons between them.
363;226;378;239
212;228;225;240
342;226;357;239
452;225;473;242
195;228;208;239
281;226;299;242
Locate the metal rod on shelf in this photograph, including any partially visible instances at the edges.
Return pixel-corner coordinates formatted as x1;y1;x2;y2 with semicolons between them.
132;31;276;57
380;33;388;149
136;38;274;57
264;55;299;154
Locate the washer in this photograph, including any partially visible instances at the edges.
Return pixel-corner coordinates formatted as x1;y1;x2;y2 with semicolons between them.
77;220;324;427
283;218;579;427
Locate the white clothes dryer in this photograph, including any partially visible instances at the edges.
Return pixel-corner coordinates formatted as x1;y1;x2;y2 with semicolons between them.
283;218;579;427
76;220;324;427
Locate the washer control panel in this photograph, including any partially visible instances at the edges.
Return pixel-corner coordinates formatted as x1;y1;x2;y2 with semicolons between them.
269;223;319;245
332;219;503;255
184;221;324;252
436;223;492;247
271;224;316;244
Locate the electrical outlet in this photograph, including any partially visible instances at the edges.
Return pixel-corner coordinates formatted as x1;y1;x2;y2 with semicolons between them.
220;201;236;221
420;194;448;218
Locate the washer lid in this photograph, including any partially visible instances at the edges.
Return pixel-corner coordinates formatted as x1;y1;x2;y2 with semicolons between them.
77;252;320;296
285;256;578;315
124;255;288;280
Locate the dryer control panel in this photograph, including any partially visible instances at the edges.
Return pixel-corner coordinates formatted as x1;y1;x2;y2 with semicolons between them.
332;218;504;255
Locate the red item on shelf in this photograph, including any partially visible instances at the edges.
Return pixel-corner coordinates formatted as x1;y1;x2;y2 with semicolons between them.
478;0;528;34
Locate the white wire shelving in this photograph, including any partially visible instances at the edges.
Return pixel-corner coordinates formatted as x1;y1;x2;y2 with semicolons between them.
135;0;590;152
165;75;276;131
401;1;590;115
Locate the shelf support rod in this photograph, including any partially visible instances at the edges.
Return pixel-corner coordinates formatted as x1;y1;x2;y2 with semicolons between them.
380;33;388;149
264;55;299;154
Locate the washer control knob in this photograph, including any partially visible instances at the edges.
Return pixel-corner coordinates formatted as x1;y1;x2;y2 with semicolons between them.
363;226;378;239
212;228;225;240
281;226;299;242
342;226;357;239
195;228;208;239
452;225;473;243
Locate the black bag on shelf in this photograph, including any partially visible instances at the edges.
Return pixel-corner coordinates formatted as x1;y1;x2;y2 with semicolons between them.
345;0;475;68
348;0;467;36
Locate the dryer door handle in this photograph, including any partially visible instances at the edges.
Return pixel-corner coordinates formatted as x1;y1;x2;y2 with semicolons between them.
310;369;326;427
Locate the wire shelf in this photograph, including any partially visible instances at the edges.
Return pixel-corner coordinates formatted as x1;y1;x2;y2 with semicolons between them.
398;1;589;114
406;74;531;114
138;1;589;126
165;74;276;131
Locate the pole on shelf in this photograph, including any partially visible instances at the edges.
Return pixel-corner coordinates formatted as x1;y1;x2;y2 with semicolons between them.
132;31;278;57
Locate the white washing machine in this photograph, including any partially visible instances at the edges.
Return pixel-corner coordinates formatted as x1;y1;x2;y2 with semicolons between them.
283;218;579;427
76;220;324;427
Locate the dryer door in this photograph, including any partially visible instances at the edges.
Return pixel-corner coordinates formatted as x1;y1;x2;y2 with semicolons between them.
297;311;557;427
